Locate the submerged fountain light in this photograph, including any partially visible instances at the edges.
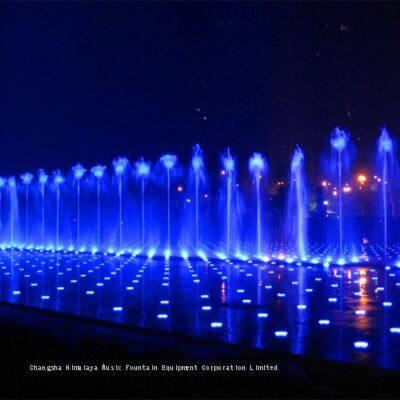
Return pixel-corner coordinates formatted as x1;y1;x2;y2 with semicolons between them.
353;341;369;349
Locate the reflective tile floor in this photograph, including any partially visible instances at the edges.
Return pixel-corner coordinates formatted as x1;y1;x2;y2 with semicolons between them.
1;249;400;370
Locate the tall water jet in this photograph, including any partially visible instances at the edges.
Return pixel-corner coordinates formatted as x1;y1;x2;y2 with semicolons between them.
286;147;308;259
0;177;5;236
91;165;106;249
191;144;205;251
113;157;129;250
135;158;151;248
249;152;267;257
7;177;17;246
377;128;398;259
160;154;177;250
38;169;48;245
222;148;235;255
72;164;86;251
53;170;64;250
328;127;352;257
20;172;33;243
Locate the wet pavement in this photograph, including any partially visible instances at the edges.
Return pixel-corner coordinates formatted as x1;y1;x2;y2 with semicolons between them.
1;249;400;371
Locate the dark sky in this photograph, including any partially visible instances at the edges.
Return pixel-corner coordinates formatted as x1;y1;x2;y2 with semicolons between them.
0;2;399;177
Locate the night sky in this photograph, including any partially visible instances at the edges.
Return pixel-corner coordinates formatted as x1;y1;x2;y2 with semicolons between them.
0;2;399;178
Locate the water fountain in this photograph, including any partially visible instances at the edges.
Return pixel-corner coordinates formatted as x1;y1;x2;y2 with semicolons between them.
20;172;33;243
38;169;48;245
91;165;106;250
286;147;308;259
377;128;398;258
135;158;151;249
0;129;397;265
0;177;5;236
328;127;352;258
113;157;129;250
249;152;267;257
222;148;236;255
53;170;64;250
7;177;18;246
191;144;205;252
72;164;86;251
160;154;177;251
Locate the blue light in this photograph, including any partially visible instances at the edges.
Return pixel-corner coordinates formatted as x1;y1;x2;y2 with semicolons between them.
328;297;337;303
210;322;223;328
135;158;151;177
160;154;177;170
72;163;86;179
274;331;288;338
318;319;331;325
91;164;106;179
353;341;369;349
181;249;189;259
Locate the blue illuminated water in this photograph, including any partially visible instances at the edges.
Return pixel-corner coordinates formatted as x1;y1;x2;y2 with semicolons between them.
2;249;400;370
0;127;399;267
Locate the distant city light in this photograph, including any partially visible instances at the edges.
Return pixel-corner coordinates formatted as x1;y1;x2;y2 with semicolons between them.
357;174;367;184
343;186;351;193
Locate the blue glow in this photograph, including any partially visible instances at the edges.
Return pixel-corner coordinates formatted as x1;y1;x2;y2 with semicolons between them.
330;127;349;151
38;169;48;185
353;341;369;349
135;157;151;177
21;172;33;185
113;157;129;175
160;154;177;170
72;163;86;179
91;164;106;178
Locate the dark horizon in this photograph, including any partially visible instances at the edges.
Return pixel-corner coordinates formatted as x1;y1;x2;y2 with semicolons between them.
0;2;399;179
